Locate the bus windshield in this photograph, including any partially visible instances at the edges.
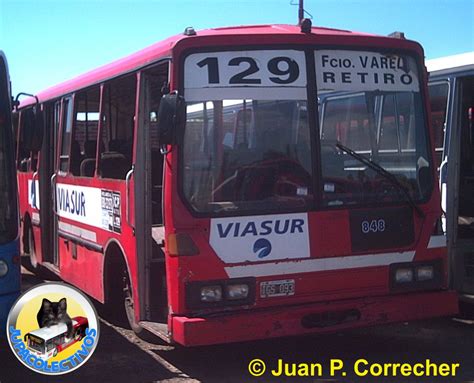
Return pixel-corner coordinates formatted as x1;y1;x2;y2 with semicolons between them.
27;334;45;353
183;99;312;213
182;48;432;214
319;90;431;207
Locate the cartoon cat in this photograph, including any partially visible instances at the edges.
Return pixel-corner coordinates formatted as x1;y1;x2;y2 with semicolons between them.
36;298;73;338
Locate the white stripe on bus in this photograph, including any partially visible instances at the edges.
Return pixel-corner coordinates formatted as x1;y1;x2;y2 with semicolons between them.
224;251;415;278
427;235;447;249
58;222;97;242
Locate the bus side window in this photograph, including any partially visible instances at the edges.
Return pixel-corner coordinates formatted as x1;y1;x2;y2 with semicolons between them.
99;75;136;180
142;64;169;224
71;86;101;177
16;109;33;172
59;98;74;173
428;82;449;168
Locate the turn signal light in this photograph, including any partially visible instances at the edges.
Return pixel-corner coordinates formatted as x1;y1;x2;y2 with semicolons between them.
167;233;199;256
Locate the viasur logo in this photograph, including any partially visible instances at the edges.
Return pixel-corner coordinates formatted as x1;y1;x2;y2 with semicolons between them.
253;238;272;258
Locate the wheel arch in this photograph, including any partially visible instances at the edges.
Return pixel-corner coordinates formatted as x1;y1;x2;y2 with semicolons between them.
103;238;132;304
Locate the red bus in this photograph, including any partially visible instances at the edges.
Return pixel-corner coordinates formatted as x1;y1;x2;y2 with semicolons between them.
24;316;88;360
16;21;458;346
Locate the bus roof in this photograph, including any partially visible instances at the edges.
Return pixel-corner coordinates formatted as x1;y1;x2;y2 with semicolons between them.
426;52;474;77
20;24;421;108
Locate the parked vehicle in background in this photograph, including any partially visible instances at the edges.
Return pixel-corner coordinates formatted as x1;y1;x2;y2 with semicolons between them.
427;52;474;305
15;22;457;346
0;51;20;336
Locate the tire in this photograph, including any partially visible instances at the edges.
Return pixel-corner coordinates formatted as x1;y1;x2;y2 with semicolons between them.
122;270;145;336
27;226;39;270
53;348;58;357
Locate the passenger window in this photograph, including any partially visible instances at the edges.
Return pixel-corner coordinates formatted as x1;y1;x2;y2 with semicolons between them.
428;82;449;167
59;98;73;173
15;112;28;172
70;87;100;177
99;75;136;179
141;64;169;224
16;109;38;172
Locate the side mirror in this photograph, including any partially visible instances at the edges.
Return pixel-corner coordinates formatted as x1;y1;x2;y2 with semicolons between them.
156;92;185;145
22;107;44;152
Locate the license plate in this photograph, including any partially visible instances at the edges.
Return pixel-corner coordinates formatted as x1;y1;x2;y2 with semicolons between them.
260;279;295;298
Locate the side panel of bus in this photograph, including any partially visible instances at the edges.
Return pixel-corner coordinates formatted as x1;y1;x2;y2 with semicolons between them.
47;78;139;305
16;69;171;330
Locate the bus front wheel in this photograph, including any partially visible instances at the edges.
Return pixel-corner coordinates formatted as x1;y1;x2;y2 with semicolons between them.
27;226;38;270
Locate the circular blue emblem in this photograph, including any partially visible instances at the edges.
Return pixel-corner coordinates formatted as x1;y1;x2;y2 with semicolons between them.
253;238;272;258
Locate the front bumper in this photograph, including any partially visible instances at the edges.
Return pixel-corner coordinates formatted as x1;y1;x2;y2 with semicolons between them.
171;290;458;346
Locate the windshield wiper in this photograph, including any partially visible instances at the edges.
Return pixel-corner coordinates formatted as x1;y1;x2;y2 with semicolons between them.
336;142;425;218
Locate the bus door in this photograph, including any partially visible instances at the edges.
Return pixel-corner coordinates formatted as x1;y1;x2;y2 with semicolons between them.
52;96;74;269
451;74;474;294
134;62;170;329
432;73;474;294
37;101;60;266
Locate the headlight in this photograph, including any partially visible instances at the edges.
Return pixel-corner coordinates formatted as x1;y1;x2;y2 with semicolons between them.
226;284;249;300
395;268;413;283
200;285;222;302
416;265;434;281
390;260;442;292
187;278;255;309
0;260;8;277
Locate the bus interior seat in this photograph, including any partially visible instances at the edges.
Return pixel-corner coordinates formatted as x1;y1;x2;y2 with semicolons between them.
80;158;96;177
100;152;129;179
84;140;97;158
108;139;133;162
109;139;124;152
84;140;105;157
70;140;82;176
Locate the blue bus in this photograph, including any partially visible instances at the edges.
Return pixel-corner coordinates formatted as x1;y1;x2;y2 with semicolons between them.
0;51;20;336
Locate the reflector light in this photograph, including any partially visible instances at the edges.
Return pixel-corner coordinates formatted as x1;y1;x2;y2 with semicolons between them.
167;233;199;256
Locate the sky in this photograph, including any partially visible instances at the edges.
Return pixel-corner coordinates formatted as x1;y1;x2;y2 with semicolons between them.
0;0;472;96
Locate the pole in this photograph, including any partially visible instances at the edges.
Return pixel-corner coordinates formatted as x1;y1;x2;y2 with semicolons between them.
298;0;304;25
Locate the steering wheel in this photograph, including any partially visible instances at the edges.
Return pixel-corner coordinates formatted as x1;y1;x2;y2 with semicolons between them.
211;154;312;202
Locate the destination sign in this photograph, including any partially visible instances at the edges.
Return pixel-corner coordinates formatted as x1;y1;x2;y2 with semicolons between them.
315;50;419;92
